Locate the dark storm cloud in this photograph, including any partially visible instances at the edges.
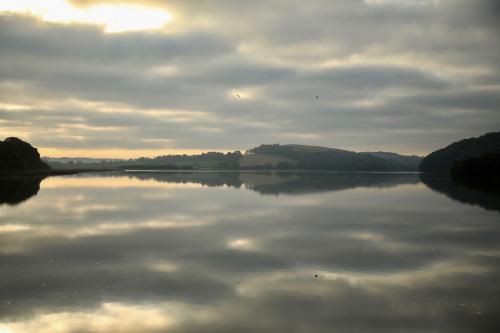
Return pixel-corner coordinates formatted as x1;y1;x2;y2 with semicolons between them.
0;0;499;154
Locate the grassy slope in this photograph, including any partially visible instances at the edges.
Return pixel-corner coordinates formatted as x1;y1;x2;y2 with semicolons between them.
239;154;297;167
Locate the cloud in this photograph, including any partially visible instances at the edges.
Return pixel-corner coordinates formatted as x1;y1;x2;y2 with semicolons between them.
0;0;499;156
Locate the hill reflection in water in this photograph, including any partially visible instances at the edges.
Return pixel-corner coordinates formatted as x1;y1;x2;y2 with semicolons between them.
121;171;421;195
420;174;500;213
0;172;499;333
113;171;498;212
0;176;43;205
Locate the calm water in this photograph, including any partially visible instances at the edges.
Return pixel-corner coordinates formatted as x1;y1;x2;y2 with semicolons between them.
0;172;499;333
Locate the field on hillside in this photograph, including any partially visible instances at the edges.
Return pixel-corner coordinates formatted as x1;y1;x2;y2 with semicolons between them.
239;154;297;167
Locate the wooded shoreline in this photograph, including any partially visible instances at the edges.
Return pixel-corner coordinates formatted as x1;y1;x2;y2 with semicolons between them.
0;169;116;178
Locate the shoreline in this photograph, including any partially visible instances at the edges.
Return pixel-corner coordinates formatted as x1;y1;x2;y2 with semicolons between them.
1;168;426;178
0;169;117;178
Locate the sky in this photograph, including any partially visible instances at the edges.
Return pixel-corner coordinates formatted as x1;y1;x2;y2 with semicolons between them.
0;0;499;158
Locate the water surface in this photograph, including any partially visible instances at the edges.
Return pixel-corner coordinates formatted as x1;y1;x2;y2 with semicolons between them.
1;172;499;332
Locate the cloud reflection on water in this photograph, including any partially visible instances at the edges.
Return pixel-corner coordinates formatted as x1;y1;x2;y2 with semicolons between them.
0;172;499;332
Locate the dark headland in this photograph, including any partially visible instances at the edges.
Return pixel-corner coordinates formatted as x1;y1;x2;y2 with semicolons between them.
0;137;113;177
419;131;500;174
419;131;500;194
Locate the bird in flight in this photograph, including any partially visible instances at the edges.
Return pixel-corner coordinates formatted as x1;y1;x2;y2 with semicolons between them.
236;94;241;98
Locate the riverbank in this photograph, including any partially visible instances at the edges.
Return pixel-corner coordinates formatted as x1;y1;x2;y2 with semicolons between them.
0;169;117;178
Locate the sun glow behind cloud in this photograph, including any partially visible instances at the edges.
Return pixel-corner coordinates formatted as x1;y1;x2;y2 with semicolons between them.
0;0;172;33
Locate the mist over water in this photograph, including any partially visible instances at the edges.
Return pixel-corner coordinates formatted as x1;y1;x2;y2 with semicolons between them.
1;172;499;332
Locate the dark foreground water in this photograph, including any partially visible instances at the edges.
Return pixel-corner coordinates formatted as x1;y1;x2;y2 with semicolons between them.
0;172;499;333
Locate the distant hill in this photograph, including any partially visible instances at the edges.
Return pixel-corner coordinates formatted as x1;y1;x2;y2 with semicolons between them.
0;137;50;171
247;144;417;171
363;152;422;170
239;154;297;168
419;132;500;173
46;151;242;170
44;157;122;164
45;143;422;172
